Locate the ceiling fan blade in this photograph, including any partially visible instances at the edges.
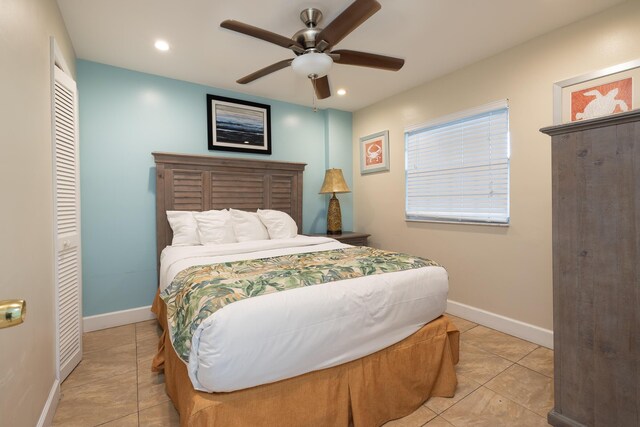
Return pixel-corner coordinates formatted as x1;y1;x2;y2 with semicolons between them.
237;59;293;84
316;0;381;48
312;76;331;99
221;20;304;51
332;49;404;71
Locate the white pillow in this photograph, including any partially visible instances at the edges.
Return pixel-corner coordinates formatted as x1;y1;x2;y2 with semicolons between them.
229;209;270;242
166;211;200;246
257;209;298;239
194;210;237;245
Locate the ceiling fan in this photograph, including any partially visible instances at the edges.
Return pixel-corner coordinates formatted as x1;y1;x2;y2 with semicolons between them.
220;0;404;100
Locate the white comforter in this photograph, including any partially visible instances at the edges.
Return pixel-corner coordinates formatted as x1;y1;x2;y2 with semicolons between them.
160;236;448;392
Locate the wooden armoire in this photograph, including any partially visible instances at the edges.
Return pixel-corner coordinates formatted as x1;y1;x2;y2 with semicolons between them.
541;110;639;427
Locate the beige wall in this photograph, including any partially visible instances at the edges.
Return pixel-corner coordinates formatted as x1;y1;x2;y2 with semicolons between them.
0;0;75;425
353;1;640;331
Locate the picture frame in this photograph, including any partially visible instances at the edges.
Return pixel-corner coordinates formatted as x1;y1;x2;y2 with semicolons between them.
553;58;640;124
207;94;271;154
360;130;389;174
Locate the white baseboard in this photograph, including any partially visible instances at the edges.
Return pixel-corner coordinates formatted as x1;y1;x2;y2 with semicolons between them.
446;299;554;349
37;379;60;427
83;305;155;332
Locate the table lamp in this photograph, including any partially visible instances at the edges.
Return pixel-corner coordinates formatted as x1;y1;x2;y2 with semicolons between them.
319;168;351;235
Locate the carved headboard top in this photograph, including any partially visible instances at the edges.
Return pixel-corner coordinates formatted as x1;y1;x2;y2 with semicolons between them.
152;152;306;272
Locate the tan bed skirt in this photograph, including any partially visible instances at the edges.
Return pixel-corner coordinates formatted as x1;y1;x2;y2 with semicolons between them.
151;291;459;427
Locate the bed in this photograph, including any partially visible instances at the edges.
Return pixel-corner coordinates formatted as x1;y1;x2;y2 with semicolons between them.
150;152;459;426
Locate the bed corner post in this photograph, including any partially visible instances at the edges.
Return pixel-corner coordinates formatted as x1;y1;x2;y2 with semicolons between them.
296;168;304;232
154;153;167;286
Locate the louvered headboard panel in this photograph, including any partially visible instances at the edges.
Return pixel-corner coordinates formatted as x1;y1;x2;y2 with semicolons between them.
210;172;266;211
173;170;206;210
271;175;295;214
152;152;306;274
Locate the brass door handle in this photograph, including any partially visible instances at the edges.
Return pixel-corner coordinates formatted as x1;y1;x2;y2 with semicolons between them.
0;300;26;329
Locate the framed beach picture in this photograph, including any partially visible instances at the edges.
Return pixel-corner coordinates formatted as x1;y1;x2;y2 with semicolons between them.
553;59;640;124
360;130;389;174
207;94;271;154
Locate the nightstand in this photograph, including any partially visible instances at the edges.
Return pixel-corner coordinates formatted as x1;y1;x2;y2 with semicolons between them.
310;231;370;246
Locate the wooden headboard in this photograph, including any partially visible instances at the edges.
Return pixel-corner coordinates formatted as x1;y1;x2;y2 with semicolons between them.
152;152;306;269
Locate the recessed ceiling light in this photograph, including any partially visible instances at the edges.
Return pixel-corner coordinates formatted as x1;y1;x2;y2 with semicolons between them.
337;88;347;96
154;40;170;51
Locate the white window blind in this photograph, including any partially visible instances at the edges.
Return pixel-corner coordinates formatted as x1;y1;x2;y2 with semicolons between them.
405;102;510;224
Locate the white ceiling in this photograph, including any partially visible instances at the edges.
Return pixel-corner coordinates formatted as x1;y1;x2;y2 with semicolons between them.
57;0;625;112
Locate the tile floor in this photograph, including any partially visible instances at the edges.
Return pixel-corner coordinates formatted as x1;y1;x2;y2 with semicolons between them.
53;314;554;426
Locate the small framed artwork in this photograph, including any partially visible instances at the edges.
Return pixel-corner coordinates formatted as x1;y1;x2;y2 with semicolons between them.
360;130;389;174
207;94;271;154
553;58;640;124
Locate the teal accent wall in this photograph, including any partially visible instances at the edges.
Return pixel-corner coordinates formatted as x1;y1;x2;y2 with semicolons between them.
77;60;352;316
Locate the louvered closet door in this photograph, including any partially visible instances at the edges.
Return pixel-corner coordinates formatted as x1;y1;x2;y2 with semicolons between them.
53;65;82;381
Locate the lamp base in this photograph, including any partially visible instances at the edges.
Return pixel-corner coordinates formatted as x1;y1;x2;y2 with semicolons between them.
327;193;342;235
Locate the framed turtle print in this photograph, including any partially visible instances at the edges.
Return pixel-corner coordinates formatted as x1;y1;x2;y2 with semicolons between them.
360;130;389;174
553;59;640;124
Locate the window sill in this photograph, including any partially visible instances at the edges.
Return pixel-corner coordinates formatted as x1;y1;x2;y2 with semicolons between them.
405;217;510;227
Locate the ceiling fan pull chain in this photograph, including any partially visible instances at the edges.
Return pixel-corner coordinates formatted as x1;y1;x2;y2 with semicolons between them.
312;77;318;113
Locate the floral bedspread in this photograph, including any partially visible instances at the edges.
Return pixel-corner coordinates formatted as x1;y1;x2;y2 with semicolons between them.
160;246;440;363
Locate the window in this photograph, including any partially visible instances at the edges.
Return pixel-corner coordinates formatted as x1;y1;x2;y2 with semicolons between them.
405;100;510;225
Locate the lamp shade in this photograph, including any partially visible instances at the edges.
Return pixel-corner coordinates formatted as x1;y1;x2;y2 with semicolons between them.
319;168;350;194
291;52;333;78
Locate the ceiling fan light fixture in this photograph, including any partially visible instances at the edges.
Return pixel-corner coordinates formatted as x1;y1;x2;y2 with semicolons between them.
291;52;333;79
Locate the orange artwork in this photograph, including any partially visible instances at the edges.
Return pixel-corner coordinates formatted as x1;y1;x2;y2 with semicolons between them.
571;77;632;121
364;140;383;166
